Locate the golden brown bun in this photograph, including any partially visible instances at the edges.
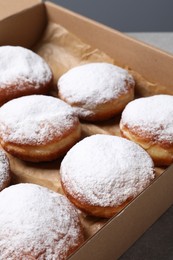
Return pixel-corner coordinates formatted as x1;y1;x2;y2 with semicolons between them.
60;135;155;218
59;82;134;122
58;63;135;121
120;123;173;166
120;95;173;166
0;95;81;162
0;46;53;106
0;122;81;162
61;181;132;218
0;184;84;259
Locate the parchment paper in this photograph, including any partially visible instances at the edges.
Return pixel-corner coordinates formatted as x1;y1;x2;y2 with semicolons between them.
34;23;114;85
34;22;173;96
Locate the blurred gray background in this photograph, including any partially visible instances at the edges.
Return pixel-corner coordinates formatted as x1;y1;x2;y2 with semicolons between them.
48;0;173;32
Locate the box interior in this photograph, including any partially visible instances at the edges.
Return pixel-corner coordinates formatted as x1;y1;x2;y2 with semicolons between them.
0;1;173;259
0;0;41;20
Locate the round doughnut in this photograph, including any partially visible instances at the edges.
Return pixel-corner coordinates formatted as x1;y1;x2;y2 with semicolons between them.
0;149;11;191
0;183;84;259
60;134;155;218
0;95;81;162
0;45;53;106
120;95;173;166
57;62;135;121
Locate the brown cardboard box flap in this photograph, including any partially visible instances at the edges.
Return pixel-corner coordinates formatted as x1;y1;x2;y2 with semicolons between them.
0;0;41;20
0;1;46;49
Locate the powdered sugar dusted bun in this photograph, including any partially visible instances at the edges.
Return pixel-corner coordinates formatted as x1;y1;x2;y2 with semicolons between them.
0;95;81;162
0;149;10;191
120;95;173;165
60;134;154;218
57;62;135;121
0;183;84;259
0;46;53;106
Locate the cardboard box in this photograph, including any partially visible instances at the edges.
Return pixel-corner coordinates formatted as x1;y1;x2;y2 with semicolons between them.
0;1;173;259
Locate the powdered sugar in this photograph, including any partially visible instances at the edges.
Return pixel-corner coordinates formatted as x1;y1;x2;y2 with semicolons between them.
0;95;78;145
0;150;10;191
0;183;83;260
58;63;134;117
0;46;52;88
60;135;154;207
120;95;173;143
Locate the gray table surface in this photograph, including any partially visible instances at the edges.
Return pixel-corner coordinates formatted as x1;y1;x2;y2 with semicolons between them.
119;32;173;260
127;32;173;55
